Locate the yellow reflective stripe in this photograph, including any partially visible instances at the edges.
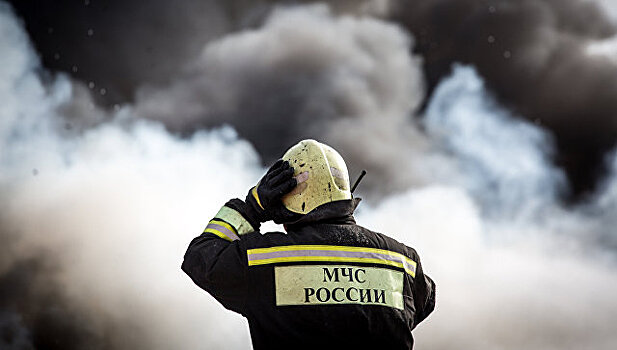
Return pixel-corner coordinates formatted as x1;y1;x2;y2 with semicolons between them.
247;245;417;277
248;245;416;269
204;227;233;242
204;219;240;241
213;206;255;235
251;186;264;210
210;219;237;235
250;257;415;277
250;256;404;269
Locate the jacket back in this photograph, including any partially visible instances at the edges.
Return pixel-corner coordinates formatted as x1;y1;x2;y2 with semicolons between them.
182;200;435;350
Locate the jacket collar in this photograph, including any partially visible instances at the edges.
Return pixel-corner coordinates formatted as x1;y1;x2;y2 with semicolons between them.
284;198;361;229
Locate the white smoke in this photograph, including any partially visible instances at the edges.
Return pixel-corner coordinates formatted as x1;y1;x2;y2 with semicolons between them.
1;2;617;350
1;3;256;348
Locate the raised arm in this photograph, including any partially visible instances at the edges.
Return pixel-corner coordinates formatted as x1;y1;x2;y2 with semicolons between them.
181;160;297;313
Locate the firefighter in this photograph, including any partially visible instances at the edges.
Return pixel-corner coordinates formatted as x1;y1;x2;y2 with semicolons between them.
182;139;435;349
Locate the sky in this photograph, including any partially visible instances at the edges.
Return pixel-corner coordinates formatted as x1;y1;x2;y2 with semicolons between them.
1;1;617;349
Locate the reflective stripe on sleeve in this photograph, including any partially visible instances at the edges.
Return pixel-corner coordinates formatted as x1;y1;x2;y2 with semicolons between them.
247;245;416;277
204;219;240;241
213;206;255;235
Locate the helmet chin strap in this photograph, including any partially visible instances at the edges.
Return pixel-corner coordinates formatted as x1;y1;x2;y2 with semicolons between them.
351;170;367;194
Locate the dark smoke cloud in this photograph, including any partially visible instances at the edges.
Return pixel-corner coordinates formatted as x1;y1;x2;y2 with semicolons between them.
392;0;617;196
6;0;383;106
5;0;255;104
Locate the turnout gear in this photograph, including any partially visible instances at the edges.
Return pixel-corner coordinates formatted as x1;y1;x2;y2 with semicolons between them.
182;142;436;350
281;139;352;215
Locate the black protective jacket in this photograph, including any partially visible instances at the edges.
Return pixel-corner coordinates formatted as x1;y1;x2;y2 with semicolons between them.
182;199;436;350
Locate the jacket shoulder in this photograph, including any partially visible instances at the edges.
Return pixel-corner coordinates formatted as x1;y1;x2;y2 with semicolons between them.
354;225;420;260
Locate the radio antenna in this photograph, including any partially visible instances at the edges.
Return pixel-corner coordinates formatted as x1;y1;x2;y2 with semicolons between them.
351;170;367;194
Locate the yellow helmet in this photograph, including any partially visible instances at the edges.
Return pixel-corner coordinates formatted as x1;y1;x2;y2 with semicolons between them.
281;139;352;214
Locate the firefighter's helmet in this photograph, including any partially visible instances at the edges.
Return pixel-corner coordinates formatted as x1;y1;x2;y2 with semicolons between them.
281;139;351;214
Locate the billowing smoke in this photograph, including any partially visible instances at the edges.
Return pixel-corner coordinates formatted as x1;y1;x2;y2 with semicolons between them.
134;4;446;196
1;1;617;350
9;0;617;198
392;0;617;196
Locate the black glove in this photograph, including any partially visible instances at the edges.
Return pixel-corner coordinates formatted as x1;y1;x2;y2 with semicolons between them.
245;160;297;223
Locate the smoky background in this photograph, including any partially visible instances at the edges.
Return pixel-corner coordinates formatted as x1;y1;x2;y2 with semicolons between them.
2;0;617;349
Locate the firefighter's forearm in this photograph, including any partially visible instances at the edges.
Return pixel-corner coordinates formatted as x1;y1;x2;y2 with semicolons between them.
201;200;259;242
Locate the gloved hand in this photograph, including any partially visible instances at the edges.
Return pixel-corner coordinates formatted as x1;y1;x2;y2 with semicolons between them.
245;160;297;223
